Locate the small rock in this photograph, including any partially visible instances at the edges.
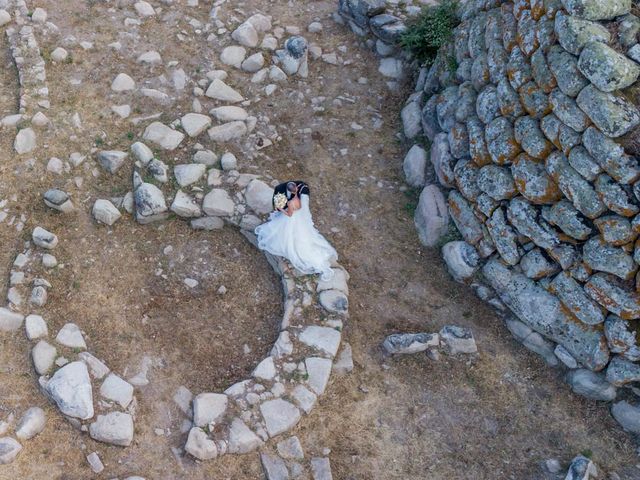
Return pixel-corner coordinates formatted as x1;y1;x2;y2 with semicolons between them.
111;73;136;92
55;323;86;349
32;227;58;249
93;199;121;226
439;325;477;354
382;332;439;355
89;412;134;447
86;452;104;474
100;373;134;408
15;407;46;441
0;438;21;465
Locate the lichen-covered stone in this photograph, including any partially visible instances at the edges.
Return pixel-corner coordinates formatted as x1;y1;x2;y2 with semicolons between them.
455;82;477;123
545;151;606;219
476;165;517;200
566;369;616;400
594;174;639;217
421;95;441;141
543;200;592;240
582;127;640;184
513;0;530;20
536;17;557;52
576;84;640;138
506;46;533;90
554;12;611;55
448;191;484;245
517;10;539;56
468;11;488;58
578;42;640;93
502;10;518;51
567;146;601;181
547;243;580;270
531;49;557;93
562;0;631;21
583;237;637;280
520;248;560;278
455;58;473;82
606;356;640;386
448;123;470;159
550;271;605;325
507;197;560;249
486;117;522;164
488;44;509;84
514;116;554;159
454;159;481;201
594;216;636;246
431;133;456;187
486;207;521;265
475;193;499;217
436;86;458;132
546;45;589;97
519;81;551;119
618;14;640;48
540;113;563;148
471;53;491;90
586;273;640;319
454;22;471;63
512;153;562;204
476;85;500;124
604;314;639;356
467;117;492;166
483;258;610;370
485;8;504;46
497;78;524;119
549;89;590;132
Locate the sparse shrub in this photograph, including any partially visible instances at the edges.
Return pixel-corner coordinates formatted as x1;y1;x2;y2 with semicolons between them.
400;2;460;66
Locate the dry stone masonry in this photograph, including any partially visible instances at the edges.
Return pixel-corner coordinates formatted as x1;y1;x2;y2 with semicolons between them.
338;0;640;437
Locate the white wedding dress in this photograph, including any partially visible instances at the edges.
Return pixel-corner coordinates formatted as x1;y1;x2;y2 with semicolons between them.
255;194;337;281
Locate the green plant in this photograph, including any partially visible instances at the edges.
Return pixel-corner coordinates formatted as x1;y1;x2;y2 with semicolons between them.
403;187;421;216
400;2;460;66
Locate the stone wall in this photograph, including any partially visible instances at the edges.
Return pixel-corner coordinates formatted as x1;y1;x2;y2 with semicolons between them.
338;0;640;436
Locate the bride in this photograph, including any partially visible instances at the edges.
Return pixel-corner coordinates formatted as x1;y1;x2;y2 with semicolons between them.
255;181;337;281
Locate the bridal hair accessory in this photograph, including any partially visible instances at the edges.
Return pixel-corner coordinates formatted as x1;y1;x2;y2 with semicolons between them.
274;193;288;210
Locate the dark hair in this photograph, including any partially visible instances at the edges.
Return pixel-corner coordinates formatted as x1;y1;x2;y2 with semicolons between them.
286;182;297;192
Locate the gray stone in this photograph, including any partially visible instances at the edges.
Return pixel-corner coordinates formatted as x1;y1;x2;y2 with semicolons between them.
277;436;304;460
100;374;134;408
319;290;348;313
181;113;211;138
261;453;289;480
193;393;228;428
578;42;640;92
334;343;354;375
475;85;499;125
545;151;605;219
382;333;439;355
191;216;224;230
594;175;639;217
507;47;533;91
228;418;262;453
245;179;273;215
576;85;640;138
442;241;480;282
511;153;562;204
544;200;592;240
606;356;640;386
566;369;616;400
15;407;46;440
311;457;333;480
403;145;427;187
467;117;491;166
514;116;553;160
32;227;58;250
208;121;247;142
171;191;201;218
611;400;640;433
14;128;36;154
174;164;206;187
448;123;469;160
0;438;21;465
89;412;134;447
436;86;458;132
86;452;104;474
220;46;247;68
486;117;521;164
554;12;611;56
305;357;332;395
44;189;74;213
142;122;185;150
401;97;422;139
546;45;588;97
550;272;605;325
291;385;317;414
567;146;601;182
585;273;640;319
604;315;639;357
78;352;110;380
299;326;341;358
97;150;128;174
135;182;168;224
583;236;636;280
520;248;558;279
55;323;86;349
454;159;481;202
260;399;301;437
45;361;94;420
507;197;559;249
531;49;557;94
448;191;483;245
549;89;589;132
439;325;477;354
555;344;578;368
93;199;121;226
25;315;47;339
564;455;598;480
32;340;56;375
595;215;635;246
430;133;455;187
582;127;640;184
562;0;631;20
0;308;24;332
483;259;609;370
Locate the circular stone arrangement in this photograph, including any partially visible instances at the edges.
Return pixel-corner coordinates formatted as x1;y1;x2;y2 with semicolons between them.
2;164;350;461
338;0;640;436
0;0;351;465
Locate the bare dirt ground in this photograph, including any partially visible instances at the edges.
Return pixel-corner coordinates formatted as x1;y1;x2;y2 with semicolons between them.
0;0;639;479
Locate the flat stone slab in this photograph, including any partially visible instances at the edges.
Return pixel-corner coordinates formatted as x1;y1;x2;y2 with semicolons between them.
260;399;301;437
299;326;341;357
0;308;24;331
100;374;134;408
193;393;228;427
89;412;134;447
142;122;185;150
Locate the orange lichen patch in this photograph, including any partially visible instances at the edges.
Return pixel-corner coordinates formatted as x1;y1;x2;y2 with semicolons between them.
530;0;545;20
586;280;640;319
557;233;580;244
